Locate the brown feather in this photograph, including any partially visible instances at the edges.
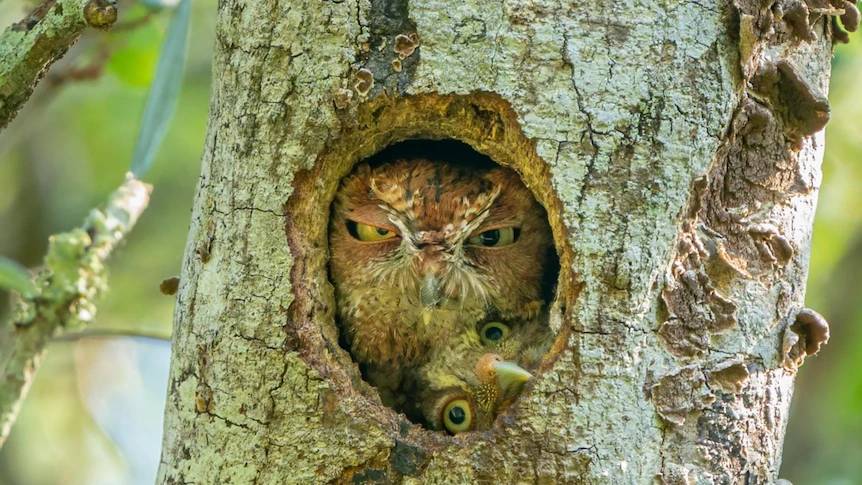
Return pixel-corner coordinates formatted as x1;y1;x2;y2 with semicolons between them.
329;159;555;404
412;316;554;432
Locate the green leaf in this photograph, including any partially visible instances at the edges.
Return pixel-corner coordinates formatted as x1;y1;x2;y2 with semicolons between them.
0;256;36;298
107;22;161;87
130;0;191;178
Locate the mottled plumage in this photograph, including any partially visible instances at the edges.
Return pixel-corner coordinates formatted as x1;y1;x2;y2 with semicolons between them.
329;159;555;399
414;318;553;433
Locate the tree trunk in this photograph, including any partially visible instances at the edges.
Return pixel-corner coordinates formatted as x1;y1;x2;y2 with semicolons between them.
158;0;836;482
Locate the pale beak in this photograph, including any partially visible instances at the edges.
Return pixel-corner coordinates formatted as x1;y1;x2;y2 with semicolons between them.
420;273;442;307
493;361;533;395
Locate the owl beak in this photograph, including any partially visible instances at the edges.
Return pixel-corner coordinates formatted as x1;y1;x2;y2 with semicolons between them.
493;361;533;395
420;273;442;307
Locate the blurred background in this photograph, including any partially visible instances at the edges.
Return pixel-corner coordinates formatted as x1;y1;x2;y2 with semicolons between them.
0;1;212;483
0;1;859;483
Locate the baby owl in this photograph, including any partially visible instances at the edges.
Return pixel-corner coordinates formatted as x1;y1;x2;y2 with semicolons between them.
329;158;555;398
414;318;553;433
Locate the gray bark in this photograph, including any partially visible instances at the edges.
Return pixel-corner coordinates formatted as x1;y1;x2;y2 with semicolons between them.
158;0;835;483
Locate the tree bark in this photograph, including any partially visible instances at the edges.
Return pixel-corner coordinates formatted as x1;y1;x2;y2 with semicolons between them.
158;0;836;482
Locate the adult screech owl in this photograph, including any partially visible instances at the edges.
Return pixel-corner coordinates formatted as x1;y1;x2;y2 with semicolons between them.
329;159;555;395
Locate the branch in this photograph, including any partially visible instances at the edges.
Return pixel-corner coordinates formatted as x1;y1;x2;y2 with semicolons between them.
45;44;111;86
0;0;118;130
0;174;151;446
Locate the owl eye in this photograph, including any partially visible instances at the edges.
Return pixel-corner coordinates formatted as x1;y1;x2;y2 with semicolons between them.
479;321;510;346
346;220;398;242
442;398;473;434
467;227;519;247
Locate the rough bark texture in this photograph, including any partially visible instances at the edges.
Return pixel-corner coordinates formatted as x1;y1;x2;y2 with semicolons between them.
158;0;835;483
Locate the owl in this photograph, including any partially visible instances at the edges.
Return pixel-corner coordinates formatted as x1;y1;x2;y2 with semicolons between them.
413;318;553;433
329;159;556;397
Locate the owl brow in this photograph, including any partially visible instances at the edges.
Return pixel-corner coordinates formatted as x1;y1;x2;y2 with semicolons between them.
377;203;410;224
472;220;522;232
346;205;397;229
459;184;502;238
380;207;414;239
472;199;527;235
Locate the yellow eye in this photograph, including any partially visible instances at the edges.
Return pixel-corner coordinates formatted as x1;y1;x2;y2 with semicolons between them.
479;322;510;346
346;220;397;242
467;227;519;247
442;399;473;434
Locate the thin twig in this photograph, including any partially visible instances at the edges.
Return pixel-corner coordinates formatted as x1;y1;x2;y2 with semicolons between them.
46;44;112;86
0;174;151;446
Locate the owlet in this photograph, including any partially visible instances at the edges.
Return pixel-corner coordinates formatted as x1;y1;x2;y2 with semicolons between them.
414;318;553;433
329;158;555;394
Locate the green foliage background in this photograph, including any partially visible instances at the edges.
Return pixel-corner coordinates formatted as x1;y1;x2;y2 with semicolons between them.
0;3;859;483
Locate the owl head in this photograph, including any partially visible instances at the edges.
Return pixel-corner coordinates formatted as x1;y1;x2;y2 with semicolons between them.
419;352;532;434
329;158;556;369
414;318;553;433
